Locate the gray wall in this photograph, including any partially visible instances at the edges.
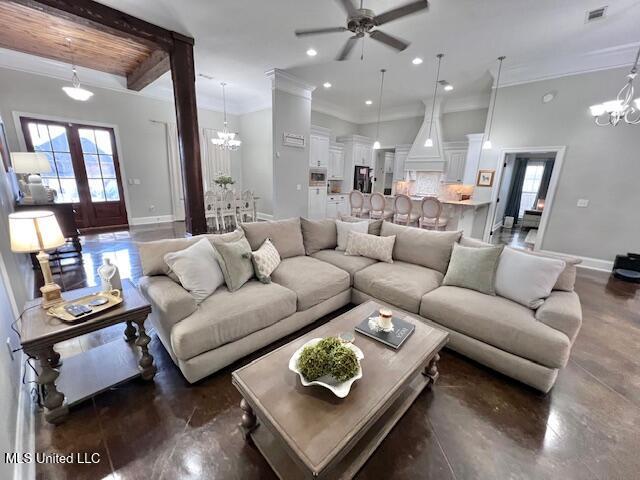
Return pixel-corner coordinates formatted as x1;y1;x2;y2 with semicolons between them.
240;108;273;216
272;89;311;219
0;67;240;222
441;108;488;142
493;153;516;228
357;116;423;147
478;67;640;261
310;110;359;141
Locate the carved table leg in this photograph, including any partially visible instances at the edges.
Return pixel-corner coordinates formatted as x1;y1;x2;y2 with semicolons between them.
239;398;258;440
36;350;69;424
47;346;61;368
123;320;137;342
423;353;441;389
134;318;156;380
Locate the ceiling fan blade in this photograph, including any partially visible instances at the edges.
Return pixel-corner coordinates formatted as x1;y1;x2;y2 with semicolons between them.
369;29;410;51
295;26;348;37
373;0;429;26
336;35;359;61
336;0;358;17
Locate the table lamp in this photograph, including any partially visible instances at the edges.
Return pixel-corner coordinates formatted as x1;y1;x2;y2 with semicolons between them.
9;211;66;308
10;152;52;203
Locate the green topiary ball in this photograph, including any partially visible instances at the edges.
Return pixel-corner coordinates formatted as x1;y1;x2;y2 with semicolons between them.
329;345;359;382
316;337;342;355
297;344;330;381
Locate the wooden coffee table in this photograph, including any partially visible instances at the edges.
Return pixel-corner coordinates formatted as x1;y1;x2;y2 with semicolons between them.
232;301;448;479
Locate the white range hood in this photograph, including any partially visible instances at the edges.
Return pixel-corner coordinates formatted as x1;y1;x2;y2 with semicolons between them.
406;99;445;172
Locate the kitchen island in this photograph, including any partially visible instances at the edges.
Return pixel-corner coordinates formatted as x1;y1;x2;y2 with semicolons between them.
361;193;490;239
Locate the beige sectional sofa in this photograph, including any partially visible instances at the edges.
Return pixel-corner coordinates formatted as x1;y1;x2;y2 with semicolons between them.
137;217;582;392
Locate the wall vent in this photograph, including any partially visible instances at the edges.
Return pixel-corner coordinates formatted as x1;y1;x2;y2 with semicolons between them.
586;6;607;22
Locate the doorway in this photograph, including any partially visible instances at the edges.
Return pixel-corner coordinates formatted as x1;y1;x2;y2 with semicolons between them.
485;147;565;251
20;117;128;231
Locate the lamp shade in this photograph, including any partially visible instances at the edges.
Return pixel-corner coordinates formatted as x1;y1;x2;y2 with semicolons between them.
8;211;65;253
10;152;51;174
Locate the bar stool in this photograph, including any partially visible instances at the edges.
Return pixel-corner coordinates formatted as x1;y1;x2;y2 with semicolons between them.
369;193;394;220
393;194;420;226
419;197;448;230
349;190;370;218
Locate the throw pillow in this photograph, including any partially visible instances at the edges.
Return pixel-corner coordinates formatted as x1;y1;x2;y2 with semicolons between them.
495;247;566;309
345;231;395;263
241;218;305;259
340;215;383;235
163;238;224;304
442;243;504;295
251;238;281;283
213;236;255;292
300;218;337;255
335;219;369;251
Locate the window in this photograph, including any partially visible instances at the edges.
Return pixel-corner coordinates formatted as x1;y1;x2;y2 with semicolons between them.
518;161;544;218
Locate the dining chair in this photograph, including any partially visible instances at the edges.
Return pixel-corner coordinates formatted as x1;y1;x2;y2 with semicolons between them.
238;190;255;223
349;190;370;218
369;192;394;220
419;196;448;230
219;189;238;231
393;194;420;225
204;191;221;232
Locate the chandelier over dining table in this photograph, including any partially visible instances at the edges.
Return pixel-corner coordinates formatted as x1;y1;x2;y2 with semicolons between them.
212;82;242;151
589;46;640;126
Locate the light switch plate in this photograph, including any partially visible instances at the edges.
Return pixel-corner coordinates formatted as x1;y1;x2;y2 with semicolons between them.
577;199;589;208
296;184;301;191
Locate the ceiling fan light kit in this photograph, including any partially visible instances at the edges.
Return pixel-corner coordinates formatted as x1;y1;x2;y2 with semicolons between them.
294;0;429;61
63;38;93;101
589;46;640;126
482;56;506;150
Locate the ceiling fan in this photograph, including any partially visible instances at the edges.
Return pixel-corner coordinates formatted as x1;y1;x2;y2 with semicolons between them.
295;0;429;61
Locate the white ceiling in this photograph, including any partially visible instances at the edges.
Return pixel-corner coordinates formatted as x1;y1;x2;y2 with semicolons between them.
2;0;639;122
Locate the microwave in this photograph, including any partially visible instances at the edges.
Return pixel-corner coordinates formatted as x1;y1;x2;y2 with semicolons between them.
309;168;327;186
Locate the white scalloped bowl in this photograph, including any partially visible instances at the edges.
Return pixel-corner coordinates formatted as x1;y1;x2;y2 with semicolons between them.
288;338;364;398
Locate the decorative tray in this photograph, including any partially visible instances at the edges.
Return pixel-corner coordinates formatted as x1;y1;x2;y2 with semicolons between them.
46;290;123;323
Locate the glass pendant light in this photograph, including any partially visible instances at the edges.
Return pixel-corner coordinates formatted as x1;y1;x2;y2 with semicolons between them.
62;38;93;101
372;69;386;150
483;56;506;150
425;54;444;148
212;83;242;151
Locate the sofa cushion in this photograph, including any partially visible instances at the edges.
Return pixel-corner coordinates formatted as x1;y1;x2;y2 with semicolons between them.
340;216;383;236
137;230;243;276
380;221;462;273
336;219;369;250
300;218;337;255
242;218;305;259
420;286;571;368
311;249;378;284
354;261;443;313
170;280;297;361
271;256;350;311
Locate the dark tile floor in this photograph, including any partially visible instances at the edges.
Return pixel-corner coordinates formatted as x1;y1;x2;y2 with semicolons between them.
33;223;640;480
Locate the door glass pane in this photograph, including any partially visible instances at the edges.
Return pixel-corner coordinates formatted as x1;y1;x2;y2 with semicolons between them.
54;152;75;178
94;130;113;155
104;178;120;201
83;154;102;178
48;125;70;152
58;178;80;203
42;151;56;174
88;178;106;202
29;123;52;151
41;177;60;196
99;155;115;178
79;128;97;154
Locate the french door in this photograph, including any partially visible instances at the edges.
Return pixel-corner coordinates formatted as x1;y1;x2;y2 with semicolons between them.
20;117;128;230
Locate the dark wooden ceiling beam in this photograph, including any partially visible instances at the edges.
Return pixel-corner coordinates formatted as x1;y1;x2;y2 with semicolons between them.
127;49;170;91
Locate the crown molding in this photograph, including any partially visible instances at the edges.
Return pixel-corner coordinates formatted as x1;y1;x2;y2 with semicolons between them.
311;98;360;124
265;68;316;100
441;94;490;114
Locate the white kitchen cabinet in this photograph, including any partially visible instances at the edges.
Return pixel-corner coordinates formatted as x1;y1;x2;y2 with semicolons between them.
308;187;327;219
337;195;350;216
328;143;344;180
336;134;376;189
444;150;467;183
326;194;350;218
393;145;411;182
309;135;330;168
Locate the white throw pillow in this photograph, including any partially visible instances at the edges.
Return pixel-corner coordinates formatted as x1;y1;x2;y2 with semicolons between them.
495;247;566;309
164;238;224;304
345;231;395;263
335;219;369;251
251;238;281;283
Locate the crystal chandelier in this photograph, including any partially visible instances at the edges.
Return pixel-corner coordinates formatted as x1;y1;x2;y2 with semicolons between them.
211;82;241;151
589;47;640;126
62;38;93;101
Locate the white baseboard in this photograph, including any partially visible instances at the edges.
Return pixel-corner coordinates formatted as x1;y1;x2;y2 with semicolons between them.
256;212;273;221
539;249;613;272
129;214;175;226
14;354;35;480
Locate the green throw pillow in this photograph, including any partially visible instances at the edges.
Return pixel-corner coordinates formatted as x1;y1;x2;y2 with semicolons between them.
213;237;254;292
442;243;504;295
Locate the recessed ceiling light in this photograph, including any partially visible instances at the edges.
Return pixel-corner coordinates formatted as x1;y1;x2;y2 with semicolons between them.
444;84;454;91
323;82;332;88
365;100;373;105
306;48;317;57
412;57;423;65
439;80;454;91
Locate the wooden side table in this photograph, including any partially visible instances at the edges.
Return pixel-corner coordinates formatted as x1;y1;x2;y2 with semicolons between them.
20;279;155;424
